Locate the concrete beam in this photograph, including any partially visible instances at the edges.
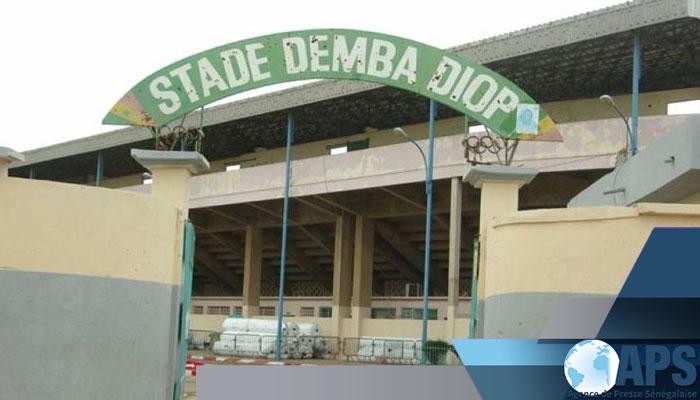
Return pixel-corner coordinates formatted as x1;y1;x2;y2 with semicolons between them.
248;203;334;255
375;220;448;293
374;237;423;282
204;207;251;226
382;186;452;230
314;194;366;216
265;231;333;292
299;225;334;255
380;186;425;210
198;230;280;283
192;173;585;237
194;246;241;295
295;197;342;217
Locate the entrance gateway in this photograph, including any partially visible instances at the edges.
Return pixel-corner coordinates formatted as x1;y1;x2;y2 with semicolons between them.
104;29;561;142
102;29;562;392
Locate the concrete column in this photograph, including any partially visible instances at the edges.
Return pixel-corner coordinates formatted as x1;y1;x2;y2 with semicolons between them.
0;147;24;179
350;215;374;338
464;165;537;337
331;213;354;337
446;177;463;340
131;149;210;286
242;225;263;317
130;149;210;216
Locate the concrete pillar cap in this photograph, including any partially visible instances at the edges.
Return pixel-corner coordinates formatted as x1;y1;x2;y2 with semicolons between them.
130;149;210;174
0;147;25;163
463;164;538;188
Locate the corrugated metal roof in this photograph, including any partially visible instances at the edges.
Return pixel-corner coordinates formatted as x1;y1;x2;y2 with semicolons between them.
12;0;700;169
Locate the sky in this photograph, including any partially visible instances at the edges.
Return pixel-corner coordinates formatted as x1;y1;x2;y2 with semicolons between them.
0;0;629;152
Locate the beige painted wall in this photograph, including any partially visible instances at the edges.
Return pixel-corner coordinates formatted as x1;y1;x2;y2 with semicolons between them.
192;296;471;318
100;87;699;187
0;177;182;285
358;318;470;341
483;203;700;299
190;296;472;339
123;114;688;210
209;87;700;171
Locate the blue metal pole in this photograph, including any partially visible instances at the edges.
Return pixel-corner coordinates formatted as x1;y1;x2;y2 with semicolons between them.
28;166;35;179
631;35;641;156
95;152;104;187
468;234;480;338
275;112;294;360
420;99;436;364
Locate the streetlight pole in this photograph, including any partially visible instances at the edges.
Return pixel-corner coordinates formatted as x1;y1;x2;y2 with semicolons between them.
599;94;633;164
275;112;294;360
631;35;641;156
393;99;436;364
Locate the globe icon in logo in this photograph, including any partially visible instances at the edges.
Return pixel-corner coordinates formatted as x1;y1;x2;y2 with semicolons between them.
564;340;620;395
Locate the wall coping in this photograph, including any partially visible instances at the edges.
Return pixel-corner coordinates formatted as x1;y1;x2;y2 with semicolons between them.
131;149;210;174
463;165;538;188
492;202;700;228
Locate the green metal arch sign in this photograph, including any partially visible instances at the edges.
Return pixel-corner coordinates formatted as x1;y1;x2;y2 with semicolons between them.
104;29;560;141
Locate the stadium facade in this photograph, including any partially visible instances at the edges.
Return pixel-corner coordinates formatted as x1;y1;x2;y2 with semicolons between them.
8;0;700;342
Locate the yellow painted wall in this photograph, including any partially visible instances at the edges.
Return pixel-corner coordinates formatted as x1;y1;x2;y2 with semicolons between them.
101;173;143;188
483;203;700;299
0;177;182;285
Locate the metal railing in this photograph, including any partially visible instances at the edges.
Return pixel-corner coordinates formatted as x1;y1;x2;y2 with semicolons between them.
203;331;340;360
188;329;215;350
342;338;461;365
191;330;460;364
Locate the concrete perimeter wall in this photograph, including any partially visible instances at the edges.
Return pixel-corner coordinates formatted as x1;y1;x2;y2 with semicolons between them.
481;203;700;338
0;177;183;400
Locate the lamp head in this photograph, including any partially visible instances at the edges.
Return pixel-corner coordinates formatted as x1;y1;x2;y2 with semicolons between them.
599;94;616;107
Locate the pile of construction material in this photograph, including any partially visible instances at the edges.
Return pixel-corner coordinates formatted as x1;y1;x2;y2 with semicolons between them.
352;337;422;364
212;318;332;359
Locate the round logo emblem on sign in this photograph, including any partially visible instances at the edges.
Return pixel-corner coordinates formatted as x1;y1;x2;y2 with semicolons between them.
564;339;620;395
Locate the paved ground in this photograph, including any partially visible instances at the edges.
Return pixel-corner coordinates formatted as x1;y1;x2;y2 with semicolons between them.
187;350;353;365
184;376;196;399
183;350;354;399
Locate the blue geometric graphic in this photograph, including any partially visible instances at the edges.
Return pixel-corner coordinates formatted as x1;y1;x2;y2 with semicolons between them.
453;227;700;400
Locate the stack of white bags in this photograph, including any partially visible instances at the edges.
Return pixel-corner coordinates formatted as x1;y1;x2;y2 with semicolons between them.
352;337;422;364
213;318;331;359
